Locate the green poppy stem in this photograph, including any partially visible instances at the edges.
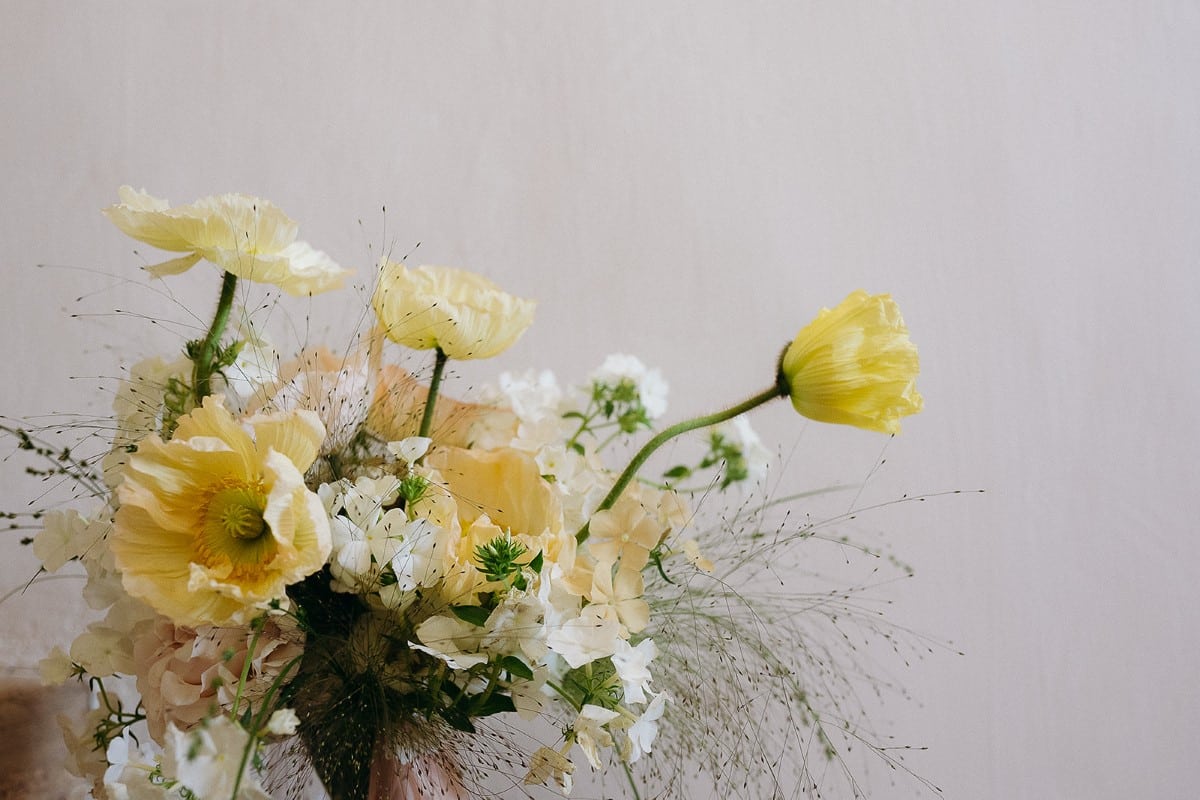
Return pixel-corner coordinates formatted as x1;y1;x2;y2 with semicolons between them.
577;384;785;543
192;270;239;404
417;347;449;440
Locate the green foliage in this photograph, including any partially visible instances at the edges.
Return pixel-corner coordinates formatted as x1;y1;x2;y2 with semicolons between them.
161;375;193;438
662;430;751;490
500;655;534;681
398;473;429;508
560;658;622;711
473;535;528;587
449;604;491;627
563;376;657;452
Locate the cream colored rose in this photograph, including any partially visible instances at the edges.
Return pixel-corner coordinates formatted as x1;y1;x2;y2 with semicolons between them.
372;263;535;359
103;186;351;296
132;616;303;740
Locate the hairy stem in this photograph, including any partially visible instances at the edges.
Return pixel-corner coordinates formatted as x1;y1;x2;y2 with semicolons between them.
417;348;449;441
192;270;239;403
578;385;784;542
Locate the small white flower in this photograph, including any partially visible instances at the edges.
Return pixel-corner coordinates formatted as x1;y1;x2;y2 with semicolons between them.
33;509;105;572
410;615;489;670
546;605;623;669
164;718;270;800
59;706;111;783
388;436;432;464
481;589;551;663
525;745;575;794
388;518;450;594
223;323;279;404
265;708;300;736
39;646;75;685
682;538;715;572
611;638;658;705
70;625;132;678
572;704;621;770
716;415;773;484
324;476;409;593
508;667;549;721
104;728;174;800
625;691;669;762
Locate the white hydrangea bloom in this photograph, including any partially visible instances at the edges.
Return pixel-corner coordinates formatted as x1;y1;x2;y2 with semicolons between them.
323;476;407;593
480;588;551;662
591;354;669;419
498;369;564;424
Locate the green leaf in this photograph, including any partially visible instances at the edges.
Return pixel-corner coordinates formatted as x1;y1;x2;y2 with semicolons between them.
500;655;534;681
529;551;544;573
450;605;491;627
662;465;692;479
473;693;516;718
440;704;476;733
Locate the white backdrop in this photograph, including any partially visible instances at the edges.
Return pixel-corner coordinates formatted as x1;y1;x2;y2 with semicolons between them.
2;3;1198;799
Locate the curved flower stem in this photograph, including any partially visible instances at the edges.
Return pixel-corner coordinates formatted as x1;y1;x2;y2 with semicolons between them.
621;758;643;800
417;347;449;441
192;270;239;404
230;622;264;719
577;385;784;543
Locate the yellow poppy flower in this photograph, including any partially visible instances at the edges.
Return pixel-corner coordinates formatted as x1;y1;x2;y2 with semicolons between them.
780;290;923;434
103;186;351;296
111;397;331;627
372;263;535;359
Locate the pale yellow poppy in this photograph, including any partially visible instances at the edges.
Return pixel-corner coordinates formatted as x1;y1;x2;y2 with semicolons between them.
104;186;350;296
111;397;331;627
372;263;535;359
781;290;923;434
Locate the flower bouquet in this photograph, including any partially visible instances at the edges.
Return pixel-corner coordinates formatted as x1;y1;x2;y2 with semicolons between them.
15;187;925;800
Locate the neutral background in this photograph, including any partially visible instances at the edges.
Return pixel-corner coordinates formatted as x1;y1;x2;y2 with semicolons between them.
2;3;1197;799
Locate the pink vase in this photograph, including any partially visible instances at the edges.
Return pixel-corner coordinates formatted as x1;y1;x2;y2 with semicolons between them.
366;747;471;800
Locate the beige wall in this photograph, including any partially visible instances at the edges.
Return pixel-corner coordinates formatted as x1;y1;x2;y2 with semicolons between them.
2;3;1198;798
